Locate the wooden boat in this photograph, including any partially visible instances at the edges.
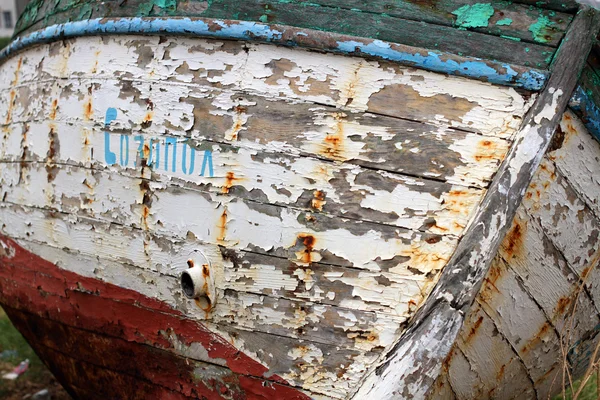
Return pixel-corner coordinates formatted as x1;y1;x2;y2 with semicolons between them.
1;0;600;398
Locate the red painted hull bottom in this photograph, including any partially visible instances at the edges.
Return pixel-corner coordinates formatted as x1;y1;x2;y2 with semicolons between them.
0;235;309;400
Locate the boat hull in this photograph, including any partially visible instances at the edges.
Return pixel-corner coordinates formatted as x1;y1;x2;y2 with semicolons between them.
0;31;535;398
0;235;309;399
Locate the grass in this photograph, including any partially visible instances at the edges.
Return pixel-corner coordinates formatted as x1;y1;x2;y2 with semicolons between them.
0;307;69;399
0;37;10;50
554;373;598;400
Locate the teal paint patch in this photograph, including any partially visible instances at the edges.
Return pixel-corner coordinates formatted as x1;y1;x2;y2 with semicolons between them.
529;15;554;43
259;14;269;23
452;3;495;29
136;0;176;16
137;2;153;16
154;0;176;12
77;3;93;20
496;18;512;26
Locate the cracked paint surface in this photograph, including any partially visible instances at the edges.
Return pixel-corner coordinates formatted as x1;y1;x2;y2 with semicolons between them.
432;111;600;399
0;34;533;398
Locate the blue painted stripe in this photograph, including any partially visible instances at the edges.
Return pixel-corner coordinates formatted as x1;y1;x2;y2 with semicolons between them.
0;17;547;90
569;85;600;144
335;40;546;91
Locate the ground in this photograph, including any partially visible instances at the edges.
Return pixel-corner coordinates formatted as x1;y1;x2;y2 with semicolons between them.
0;307;70;399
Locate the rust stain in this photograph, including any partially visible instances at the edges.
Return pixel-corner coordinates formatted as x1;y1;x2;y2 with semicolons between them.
141;112;153;129
194;296;213;316
496;363;506;381
429;223;449;233
311;190;326;211
343;64;362;107
142;142;149;160
443;189;476;216
474;139;502;162
520;322;551;354
91;50;101;74
83;99;93;121
350;330;379;346
46;126;59;182
228;105;247;141
555;296;572;316
487;260;502;283
465;315;484;342
483;276;501;294
217;207;227;243
453;221;464;230
81;126;91;162
503;220;524;259
49;99;58;121
441;347;455;375
322;113;346;160
400;243;448;271
195;262;213;317
222;172;241;194
407;299;418;314
18;124;30;184
5;90;16;124
139;179;152;230
11;57;22;87
142;205;150;220
297;233;316;264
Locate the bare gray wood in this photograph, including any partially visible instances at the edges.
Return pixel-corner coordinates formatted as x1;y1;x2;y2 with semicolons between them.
351;8;600;399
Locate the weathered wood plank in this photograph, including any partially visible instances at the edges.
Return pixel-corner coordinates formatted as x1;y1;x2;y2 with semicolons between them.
0;151;483;236
426;364;457;400
0;200;452;321
1;291;331;399
352;9;600;399
441;347;479;400
549;111;600;220
0;239;377;398
522;159;600;306
454;303;536;399
476;257;561;397
511;0;579;12
239;0;571;46
0;35;533;138
0;201;448;336
431;110;600;400
499;208;600;339
5;307;305;400
0;158;459;272
203;1;553;68
0;241;376;397
13;0;573;47
0;82;513;189
12;0;560;68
